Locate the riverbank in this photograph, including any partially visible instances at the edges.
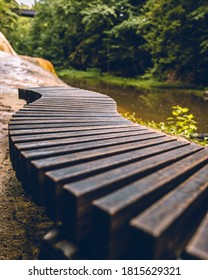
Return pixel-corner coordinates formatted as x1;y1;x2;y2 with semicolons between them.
57;68;207;138
58;68;204;96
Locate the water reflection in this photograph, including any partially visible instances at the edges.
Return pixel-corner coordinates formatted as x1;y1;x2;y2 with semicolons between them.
63;77;208;133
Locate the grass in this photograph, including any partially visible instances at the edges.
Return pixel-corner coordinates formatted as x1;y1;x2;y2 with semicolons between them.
58;68;204;96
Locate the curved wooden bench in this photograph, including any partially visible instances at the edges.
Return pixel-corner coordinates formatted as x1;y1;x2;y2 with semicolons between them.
8;86;208;260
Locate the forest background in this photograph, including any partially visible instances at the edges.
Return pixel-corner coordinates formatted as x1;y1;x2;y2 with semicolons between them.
1;0;208;86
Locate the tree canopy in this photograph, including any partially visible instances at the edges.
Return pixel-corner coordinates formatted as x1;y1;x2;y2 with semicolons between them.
1;0;208;85
142;0;208;85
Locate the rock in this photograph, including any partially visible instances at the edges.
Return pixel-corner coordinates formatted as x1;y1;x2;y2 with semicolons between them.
0;51;66;92
20;55;58;76
0;31;58;76
0;32;17;55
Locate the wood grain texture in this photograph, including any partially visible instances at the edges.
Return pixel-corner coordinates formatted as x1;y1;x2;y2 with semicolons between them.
130;164;208;259
91;149;207;259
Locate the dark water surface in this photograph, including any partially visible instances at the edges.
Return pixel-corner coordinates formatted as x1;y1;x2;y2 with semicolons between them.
63;77;208;133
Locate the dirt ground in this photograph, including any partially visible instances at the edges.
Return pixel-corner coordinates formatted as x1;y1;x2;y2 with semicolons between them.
0;51;67;259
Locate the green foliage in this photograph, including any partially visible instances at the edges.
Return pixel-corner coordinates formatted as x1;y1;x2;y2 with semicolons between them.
122;112;143;124
58;68;204;95
122;105;208;146
9;17;33;55
28;0;76;65
22;0;151;76
0;0;18;35
141;0;208;85
164;105;198;138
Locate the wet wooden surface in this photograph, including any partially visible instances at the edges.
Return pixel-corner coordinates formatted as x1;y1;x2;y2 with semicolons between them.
8;86;208;260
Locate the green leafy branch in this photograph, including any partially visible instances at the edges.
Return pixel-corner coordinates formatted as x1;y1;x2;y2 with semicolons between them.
122;105;207;146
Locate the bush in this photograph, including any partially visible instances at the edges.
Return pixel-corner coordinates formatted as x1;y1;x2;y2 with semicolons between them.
122;105;207;146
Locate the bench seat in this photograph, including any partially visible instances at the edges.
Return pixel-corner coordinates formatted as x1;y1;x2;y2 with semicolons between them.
8;86;208;259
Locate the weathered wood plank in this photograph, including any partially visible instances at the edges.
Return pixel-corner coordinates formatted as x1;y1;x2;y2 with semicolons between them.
63;145;202;240
62;143;201;242
25;98;115;103
44;141;188;220
9;122;126;130
27;103;115;108
17;110;117;115
15;111;118;117
11;126;146;143
129;164;208;259
27;135;167;204
9;124;135;164
12;129;152;177
11;133;149;173
20;133;162;161
10;116;123;122
91;149;207;259
13;129;150;152
9;124;136;136
19;106;113;112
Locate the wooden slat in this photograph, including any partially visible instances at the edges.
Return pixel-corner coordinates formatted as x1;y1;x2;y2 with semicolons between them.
19;133;163;164
18;110;115;114
11;126;143;143
25;98;115;103
23;96;110;100
91;149;207;259
27;99;113;103
26;135;167;203
15;111;118;117
10;116;123;122
9;125;135;167
129;164;208;260
15;129;153;187
26;103;115;108
9;124;136;136
24;101;111;106
15;131;158;186
12;130;152;177
44;141;188;220
9;122;126;130
62;143;201;242
13;129;150;152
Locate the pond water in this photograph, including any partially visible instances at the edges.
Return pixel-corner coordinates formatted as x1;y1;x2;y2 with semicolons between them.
62;77;208;134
